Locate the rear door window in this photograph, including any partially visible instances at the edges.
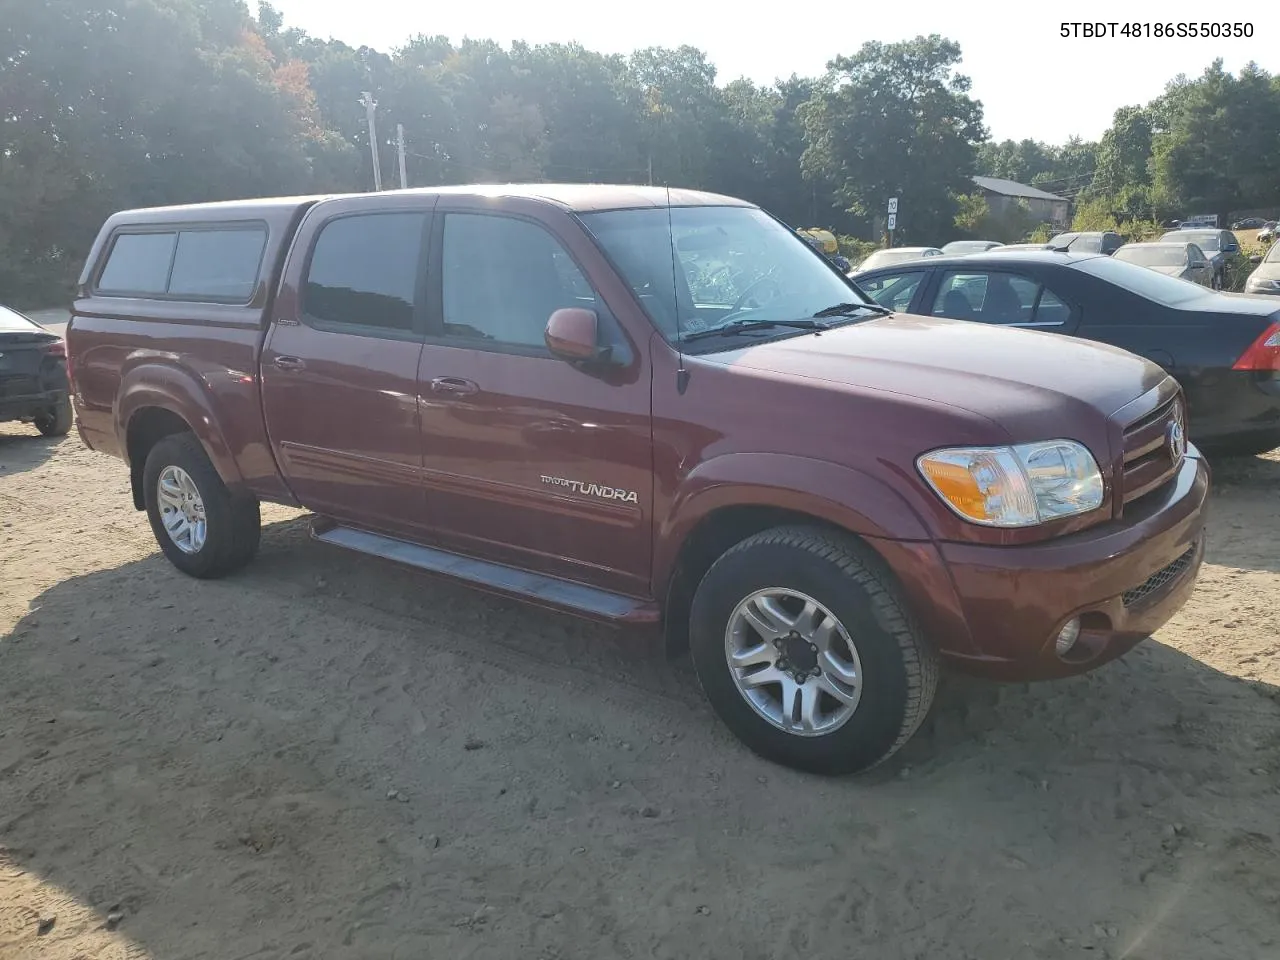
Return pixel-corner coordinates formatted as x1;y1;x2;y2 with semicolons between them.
932;271;1071;327
96;232;178;296
856;271;925;311
167;228;267;301
303;213;427;334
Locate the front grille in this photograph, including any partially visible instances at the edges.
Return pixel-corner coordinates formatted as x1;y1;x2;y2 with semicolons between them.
1121;395;1184;506
1122;544;1197;608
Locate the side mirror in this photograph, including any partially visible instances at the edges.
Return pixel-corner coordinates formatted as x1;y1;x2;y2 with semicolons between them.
545;307;612;365
1250;253;1263;264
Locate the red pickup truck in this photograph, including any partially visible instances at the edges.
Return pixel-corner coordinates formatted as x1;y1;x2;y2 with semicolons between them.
67;185;1209;774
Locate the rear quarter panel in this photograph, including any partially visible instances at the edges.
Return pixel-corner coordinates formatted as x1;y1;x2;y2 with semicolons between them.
68;201;314;501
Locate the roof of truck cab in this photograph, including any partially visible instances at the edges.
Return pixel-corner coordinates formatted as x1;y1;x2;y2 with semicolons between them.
106;184;752;224
396;183;752;211
105;194;337;226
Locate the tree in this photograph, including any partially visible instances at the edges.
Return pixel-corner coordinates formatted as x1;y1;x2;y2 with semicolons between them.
1151;60;1280;219
801;36;986;242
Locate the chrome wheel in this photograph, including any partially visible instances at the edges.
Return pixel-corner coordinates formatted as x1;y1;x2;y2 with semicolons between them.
724;588;862;737
156;465;207;555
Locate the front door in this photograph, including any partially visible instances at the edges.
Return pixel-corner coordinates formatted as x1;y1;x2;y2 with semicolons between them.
416;205;653;597
261;200;433;537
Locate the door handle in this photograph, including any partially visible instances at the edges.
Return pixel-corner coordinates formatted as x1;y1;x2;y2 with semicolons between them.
429;376;478;396
273;355;306;371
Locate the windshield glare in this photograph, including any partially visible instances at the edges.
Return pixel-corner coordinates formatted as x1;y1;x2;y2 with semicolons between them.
0;306;40;333
1266;242;1280;263
1115;245;1186;268
579;206;866;343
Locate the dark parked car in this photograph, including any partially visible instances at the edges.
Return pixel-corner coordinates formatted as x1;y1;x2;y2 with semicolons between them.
1047;231;1125;255
0;304;72;436
1158;229;1240;288
1232;217;1265;230
853;250;1280;455
68;186;1208;774
1258;222;1278;244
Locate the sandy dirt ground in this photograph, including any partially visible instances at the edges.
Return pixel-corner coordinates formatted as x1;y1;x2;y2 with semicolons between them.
1;423;1278;960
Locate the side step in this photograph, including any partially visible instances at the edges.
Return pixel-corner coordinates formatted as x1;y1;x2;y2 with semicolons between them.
310;521;661;625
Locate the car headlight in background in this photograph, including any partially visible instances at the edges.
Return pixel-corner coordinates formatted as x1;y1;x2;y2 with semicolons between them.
917;440;1105;527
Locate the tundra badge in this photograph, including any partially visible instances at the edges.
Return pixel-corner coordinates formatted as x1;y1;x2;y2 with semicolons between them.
541;475;639;504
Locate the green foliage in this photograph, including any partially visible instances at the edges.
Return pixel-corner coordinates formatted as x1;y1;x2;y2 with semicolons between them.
8;3;1280;309
952;193;1040;243
1028;223;1054;244
953;193;989;234
801;35;986;242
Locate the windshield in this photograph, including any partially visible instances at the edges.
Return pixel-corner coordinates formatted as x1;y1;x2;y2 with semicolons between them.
1167;231;1219;251
579;206;867;343
1265;242;1280;264
1114;245;1186;268
1073;254;1214;306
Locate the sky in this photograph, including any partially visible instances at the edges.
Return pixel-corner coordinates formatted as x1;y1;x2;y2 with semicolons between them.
269;0;1279;144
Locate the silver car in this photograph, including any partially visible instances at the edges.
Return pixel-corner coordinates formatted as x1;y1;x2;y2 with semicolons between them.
851;246;943;275
1113;242;1215;287
1244;240;1280;295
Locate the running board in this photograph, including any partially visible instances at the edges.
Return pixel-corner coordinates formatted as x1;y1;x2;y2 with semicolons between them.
310;522;660;625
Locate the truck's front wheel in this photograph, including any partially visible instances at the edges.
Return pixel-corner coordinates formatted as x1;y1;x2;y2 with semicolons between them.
689;526;938;775
143;434;261;578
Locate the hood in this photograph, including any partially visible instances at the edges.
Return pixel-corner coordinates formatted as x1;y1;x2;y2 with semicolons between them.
1149;265;1187;277
700;314;1169;444
1248;262;1280;283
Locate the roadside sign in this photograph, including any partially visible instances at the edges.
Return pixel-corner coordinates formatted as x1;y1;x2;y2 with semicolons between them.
887;197;898;214
887;213;897;231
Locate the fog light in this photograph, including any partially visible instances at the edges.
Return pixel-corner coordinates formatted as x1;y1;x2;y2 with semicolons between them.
1055;618;1082;656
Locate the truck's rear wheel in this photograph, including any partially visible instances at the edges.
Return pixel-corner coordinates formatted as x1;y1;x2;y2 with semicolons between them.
143;433;260;578
689;525;938;775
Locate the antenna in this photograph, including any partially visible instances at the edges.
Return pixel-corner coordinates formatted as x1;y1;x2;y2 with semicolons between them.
665;184;690;395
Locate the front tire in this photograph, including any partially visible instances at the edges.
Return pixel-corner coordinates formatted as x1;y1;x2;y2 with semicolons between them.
34;397;72;436
143;433;261;578
689;525;939;775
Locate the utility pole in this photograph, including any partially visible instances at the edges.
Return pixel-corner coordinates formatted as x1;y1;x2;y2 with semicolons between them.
647;152;653;186
359;91;382;191
396;123;408;189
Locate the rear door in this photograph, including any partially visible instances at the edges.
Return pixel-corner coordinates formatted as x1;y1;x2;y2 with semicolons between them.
414;200;653;597
261;196;435;538
927;268;1078;333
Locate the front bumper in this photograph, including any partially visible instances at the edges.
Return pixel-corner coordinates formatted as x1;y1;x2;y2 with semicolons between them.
874;452;1210;681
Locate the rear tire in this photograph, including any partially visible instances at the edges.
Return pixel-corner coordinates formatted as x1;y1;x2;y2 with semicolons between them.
143;433;261;578
689;525;938;775
34;397;72;437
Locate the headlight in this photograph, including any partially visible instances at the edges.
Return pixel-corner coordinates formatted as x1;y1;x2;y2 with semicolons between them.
917;440;1105;527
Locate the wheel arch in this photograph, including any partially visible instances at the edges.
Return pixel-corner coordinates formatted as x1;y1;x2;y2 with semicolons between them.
656;454;932;657
122;393;242;511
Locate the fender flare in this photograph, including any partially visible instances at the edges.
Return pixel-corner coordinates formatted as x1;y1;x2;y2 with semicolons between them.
117;362;244;487
654;451;933;593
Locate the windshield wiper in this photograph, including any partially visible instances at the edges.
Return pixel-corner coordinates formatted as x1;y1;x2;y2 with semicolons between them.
680;318;831;342
811;301;893;318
